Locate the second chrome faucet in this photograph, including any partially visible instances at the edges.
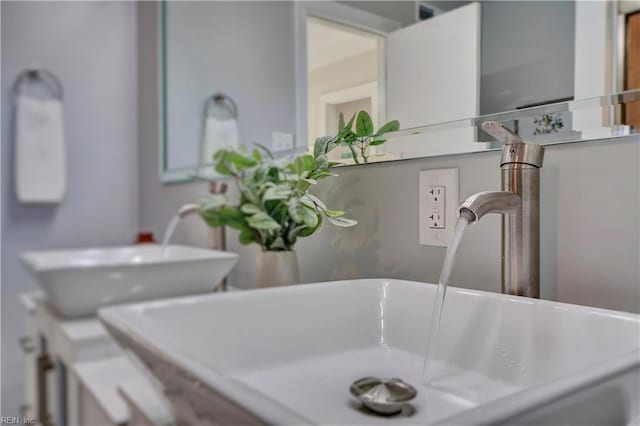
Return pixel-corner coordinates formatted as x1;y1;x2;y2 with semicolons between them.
459;121;545;298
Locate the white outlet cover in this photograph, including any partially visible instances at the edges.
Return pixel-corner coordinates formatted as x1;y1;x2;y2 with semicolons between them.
419;168;459;247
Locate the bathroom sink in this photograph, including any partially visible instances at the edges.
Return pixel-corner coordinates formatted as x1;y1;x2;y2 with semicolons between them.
99;279;640;424
21;244;238;318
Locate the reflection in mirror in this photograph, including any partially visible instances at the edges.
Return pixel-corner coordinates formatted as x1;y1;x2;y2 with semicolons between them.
325;90;640;165
159;1;640;182
198;94;239;179
306;16;384;162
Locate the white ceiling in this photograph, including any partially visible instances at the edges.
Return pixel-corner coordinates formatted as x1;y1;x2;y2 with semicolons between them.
307;18;379;71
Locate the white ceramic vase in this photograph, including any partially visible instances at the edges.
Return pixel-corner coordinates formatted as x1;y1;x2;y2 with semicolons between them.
255;250;299;288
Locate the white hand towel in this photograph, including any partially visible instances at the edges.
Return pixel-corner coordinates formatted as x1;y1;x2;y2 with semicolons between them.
15;96;67;203
202;117;239;162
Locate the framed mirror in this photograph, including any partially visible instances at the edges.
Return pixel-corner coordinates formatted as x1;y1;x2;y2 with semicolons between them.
159;1;640;182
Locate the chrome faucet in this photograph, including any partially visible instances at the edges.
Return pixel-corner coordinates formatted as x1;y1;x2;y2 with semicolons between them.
177;199;228;292
458;121;545;298
178;203;200;218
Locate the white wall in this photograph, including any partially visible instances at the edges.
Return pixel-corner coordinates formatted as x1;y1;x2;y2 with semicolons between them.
307;49;377;145
1;1;138;415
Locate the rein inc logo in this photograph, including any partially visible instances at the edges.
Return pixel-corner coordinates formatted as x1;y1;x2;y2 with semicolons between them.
1;417;35;425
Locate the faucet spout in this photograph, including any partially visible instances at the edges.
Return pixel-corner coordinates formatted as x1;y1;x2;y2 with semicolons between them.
458;191;521;223
178;203;200;218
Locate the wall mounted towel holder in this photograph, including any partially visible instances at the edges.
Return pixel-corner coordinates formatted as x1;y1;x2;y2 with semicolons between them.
205;93;237;119
14;67;64;100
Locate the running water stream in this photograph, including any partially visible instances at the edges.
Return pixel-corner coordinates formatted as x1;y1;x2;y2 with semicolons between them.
161;214;181;251
422;210;475;384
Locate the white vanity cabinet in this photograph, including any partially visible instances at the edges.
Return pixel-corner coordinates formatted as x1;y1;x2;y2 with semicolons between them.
18;293;40;419
20;292;173;426
74;357;174;426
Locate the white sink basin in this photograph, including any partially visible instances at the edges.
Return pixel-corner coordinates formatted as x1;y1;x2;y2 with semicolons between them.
21;244;238;318
99;279;640;424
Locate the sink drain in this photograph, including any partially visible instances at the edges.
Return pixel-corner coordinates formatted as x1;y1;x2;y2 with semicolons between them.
349;377;417;416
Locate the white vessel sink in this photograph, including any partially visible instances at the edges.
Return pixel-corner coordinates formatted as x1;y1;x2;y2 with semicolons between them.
21;244;238;318
99;279;640;425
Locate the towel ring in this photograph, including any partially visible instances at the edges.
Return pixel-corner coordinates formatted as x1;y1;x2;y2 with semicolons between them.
14;67;64;100
205;93;237;120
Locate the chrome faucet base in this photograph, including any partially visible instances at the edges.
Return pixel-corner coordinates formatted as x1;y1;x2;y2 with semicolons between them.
501;164;541;298
459;121;544;298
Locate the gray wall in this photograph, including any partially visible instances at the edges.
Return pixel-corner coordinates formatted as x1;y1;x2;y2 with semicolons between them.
212;137;639;315
1;1;138;415
138;1;638;316
138;1;210;246
340;1;419;26
137;1;298;242
480;1;575;113
163;1;296;170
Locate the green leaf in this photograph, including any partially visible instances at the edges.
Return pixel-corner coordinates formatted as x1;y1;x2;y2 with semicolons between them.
369;139;387;146
304;193;327;212
309;171;338;181
199;206;245;229
269;237;287;250
214;161;234;177
198;194;228;212
326;215;357;227
247;212;281;231
313;136;333;158
338;112;345;131
355;111;374;136
324;209;345;218
348;145;360;164
343;113;356;133
242;186;261;206
254;142;274;159
267;166;280;182
226;151;257;171
313;154;328;170
287;225;305;242
240;203;261;214
298;214;322;237
295;179;311;193
287;198;303;223
301;154;314;172
239;228;257;245
198;209;225;227
269;202;289;224
263;184;292;201
375;120;400;136
293;154;315;175
302;178;317;185
287;198;318;228
252;149;261;162
217;206;246;230
301;206;319;228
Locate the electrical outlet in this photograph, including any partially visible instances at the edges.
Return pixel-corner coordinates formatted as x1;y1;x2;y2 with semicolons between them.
272;132;294;152
426;186;445;228
419;169;459;246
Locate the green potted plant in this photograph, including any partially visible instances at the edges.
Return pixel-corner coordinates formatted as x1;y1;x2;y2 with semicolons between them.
198;143;356;287
314;111;400;164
